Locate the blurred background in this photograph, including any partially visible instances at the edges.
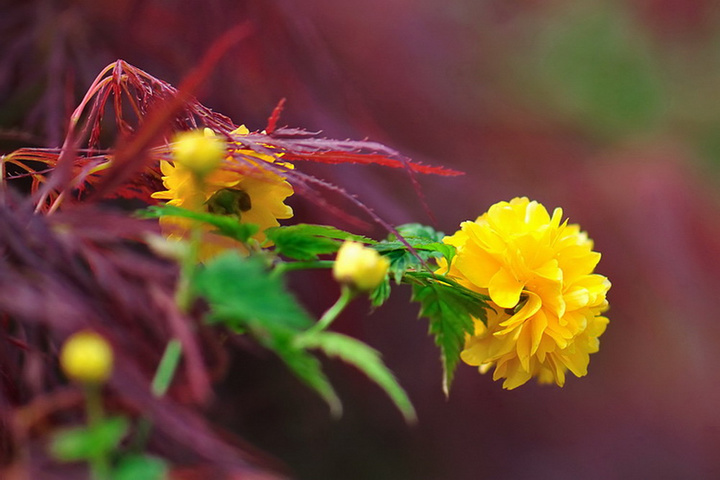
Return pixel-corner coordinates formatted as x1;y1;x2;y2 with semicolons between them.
3;0;720;478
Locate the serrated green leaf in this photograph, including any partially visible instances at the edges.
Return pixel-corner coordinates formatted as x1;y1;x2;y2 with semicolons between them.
411;278;488;396
375;245;440;284
271;335;342;417
429;243;455;267
113;455;168;480
193;252;313;331
265;224;373;260
296;332;416;423
51;417;129;462
192;252;340;414
374;223;454;283
138;205;258;243
391;223;446;242
266;231;339;260
267;224;373;242
382;248;420;284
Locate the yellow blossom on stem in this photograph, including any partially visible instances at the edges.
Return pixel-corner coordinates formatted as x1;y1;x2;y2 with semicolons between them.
151;126;294;259
60;331;114;384
440;197;610;389
333;241;390;291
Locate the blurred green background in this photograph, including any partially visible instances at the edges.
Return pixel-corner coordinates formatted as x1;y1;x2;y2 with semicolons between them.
3;0;720;478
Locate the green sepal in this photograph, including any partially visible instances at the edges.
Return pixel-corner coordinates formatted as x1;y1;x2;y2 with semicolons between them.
369;276;391;308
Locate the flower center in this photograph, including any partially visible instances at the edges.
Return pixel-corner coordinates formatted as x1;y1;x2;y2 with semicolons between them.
503;293;528;315
206;188;252;216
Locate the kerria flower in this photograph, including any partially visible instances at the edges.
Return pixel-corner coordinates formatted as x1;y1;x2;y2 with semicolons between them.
151;126;294;259
439;197;610;389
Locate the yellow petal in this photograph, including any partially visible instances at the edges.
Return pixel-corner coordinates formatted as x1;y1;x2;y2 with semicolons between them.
497;291;541;334
497;358;533;390
488;268;524;309
455;241;502;288
524;200;552;230
516;325;532;371
529;308;548;356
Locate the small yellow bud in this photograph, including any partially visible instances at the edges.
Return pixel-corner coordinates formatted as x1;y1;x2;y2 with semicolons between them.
333;241;389;291
60;331;114;384
171;130;225;176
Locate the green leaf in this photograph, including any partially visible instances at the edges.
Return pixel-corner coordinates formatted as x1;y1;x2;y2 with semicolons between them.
51;417;129;462
193;252;313;331
113;455;168;480
429;243;455;268
265;224;373;260
297;332;416;423
193;252;341;414
380;248;423;284
270;334;342;417
374;224;454;283
138;205;258;243
392;223;447;242
410;276;489;396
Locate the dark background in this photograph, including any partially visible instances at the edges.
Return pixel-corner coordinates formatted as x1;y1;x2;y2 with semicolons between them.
3;0;720;478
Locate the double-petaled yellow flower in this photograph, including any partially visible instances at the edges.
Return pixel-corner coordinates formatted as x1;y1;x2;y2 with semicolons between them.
151;126;294;259
440;197;610;389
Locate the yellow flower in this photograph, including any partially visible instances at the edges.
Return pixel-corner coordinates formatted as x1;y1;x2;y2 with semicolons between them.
151;126;294;259
60;331;114;384
440;197;610;389
333;241;390;291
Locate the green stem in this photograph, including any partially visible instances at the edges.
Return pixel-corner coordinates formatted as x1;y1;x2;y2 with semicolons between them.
85;384;111;480
273;260;334;276
151;339;183;397
175;226;202;312
130;340;182;455
305;285;355;335
175;174;209;312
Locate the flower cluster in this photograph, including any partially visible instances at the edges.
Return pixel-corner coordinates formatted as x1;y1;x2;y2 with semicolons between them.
152;126;294;259
440;197;610;389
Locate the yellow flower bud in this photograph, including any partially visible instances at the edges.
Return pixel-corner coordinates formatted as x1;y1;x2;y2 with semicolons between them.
171;130;225;176
333;241;389;291
60;331;114;384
